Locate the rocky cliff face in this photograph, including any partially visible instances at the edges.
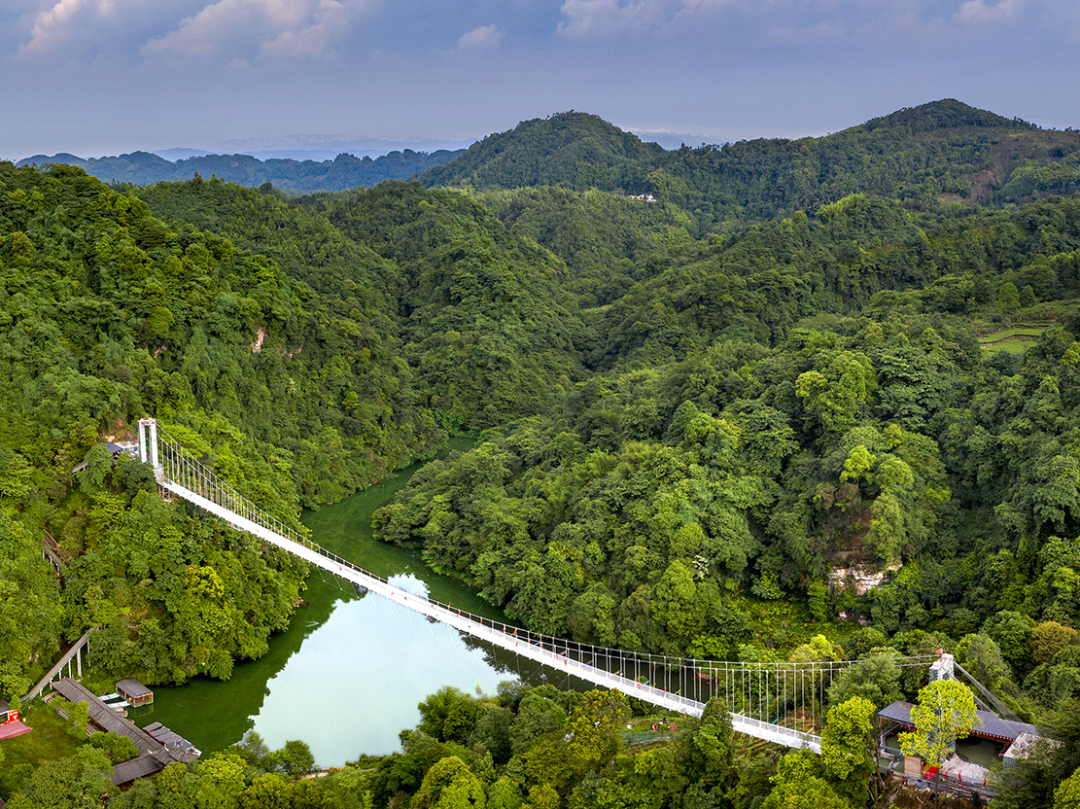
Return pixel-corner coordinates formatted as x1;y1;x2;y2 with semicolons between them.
828;561;903;596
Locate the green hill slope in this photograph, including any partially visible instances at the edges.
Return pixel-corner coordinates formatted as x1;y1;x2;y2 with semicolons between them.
416;111;665;191
418;100;1080;229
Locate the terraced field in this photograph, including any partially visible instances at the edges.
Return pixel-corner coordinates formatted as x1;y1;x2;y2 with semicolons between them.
978;325;1047;354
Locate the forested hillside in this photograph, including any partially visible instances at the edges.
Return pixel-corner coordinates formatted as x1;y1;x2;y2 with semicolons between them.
420;100;1080;228
375;194;1080;657
3;98;1080;808
137;179;590;431
0;162;594;697
417;111;666;192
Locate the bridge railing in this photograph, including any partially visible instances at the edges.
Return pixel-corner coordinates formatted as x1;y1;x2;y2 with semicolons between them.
146;420;941;732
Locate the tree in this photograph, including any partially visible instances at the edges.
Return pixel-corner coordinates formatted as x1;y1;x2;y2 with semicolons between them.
90;731;140;763
240;774;292;809
820;697;878;803
470;706;514;764
983;610;1036;674
761;749;853;809
956;633;1014;695
267;740;317;777
565;689;631;771
191;753;249;809
999;282;1021;315
228;731;271;770
486;777;523;809
677;697;734;788
1032;621;1080;665
898;680;980;769
6;746;117;809
412;756;486;809
1056;767;1080;809
826;647;902;709
419;686;483;744
67;700;91;739
510;693;568;755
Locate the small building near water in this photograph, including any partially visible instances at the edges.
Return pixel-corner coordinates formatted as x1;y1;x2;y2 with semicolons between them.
116;679;154;707
878;700;1040;746
50;678;198;788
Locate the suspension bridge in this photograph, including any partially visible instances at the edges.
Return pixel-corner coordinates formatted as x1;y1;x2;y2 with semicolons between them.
136;419;961;754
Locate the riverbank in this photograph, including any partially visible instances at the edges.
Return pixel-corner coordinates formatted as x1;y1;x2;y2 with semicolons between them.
130;441;523;767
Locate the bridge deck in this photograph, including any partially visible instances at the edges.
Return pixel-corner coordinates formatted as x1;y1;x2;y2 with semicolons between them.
161;479;822;753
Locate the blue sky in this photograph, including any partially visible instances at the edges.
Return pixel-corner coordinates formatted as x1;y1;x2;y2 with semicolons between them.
2;0;1078;159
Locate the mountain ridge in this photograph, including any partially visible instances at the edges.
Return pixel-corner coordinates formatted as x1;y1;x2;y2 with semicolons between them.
16;147;466;192
13;99;1079;224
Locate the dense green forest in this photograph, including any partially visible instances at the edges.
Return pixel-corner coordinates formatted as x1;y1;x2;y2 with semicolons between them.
3;98;1080;807
17;148;465;193
419;100;1080;227
3;682;1079;809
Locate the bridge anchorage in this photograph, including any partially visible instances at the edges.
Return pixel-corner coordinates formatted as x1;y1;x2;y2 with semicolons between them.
138;419;980;753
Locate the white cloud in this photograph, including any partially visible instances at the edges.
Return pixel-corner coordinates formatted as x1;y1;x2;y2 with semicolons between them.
261;0;352;58
554;0;1020;41
142;0;293;59
558;0;692;39
456;23;504;51
20;0;109;55
140;0;375;61
955;0;1021;23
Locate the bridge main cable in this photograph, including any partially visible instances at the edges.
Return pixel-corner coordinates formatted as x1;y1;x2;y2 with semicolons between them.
137;419;940;753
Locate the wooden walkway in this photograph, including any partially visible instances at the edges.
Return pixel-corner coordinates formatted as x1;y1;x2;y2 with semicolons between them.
23;626;99;702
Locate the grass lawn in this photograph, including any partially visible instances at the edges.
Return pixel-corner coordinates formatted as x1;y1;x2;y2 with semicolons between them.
0;702;84;771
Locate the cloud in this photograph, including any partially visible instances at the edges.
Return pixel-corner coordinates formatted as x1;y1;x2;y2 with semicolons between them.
554;0;1019;42
557;0;704;39
261;0;354;58
20;0;112;55
142;0;302;59
140;0;375;61
14;0;224;59
955;0;1021;23
456;23;504;51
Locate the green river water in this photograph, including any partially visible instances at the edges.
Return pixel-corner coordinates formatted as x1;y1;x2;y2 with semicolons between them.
134;442;554;767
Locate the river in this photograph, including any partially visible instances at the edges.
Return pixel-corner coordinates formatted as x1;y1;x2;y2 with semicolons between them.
136;441;549;767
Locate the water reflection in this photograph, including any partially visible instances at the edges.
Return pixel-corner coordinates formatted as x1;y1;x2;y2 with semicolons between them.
140;441;529;767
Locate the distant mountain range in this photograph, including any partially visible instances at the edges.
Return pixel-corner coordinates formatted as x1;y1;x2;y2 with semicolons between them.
16;148;466;193
15;100;1079;216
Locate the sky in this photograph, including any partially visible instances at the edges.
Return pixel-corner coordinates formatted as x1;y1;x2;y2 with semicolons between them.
2;0;1078;160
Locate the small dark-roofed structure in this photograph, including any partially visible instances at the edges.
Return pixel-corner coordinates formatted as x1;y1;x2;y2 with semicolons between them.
51;678;198;788
879;700;1040;743
52;678;161;757
111;750;172;787
0;698;9;722
116;679;154;706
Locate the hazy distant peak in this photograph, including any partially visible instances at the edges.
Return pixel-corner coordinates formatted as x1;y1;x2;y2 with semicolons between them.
214;135;478;159
18;152;86;166
154;148;212;161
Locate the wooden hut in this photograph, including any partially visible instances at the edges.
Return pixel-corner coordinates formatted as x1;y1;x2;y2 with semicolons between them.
116;679;154;707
